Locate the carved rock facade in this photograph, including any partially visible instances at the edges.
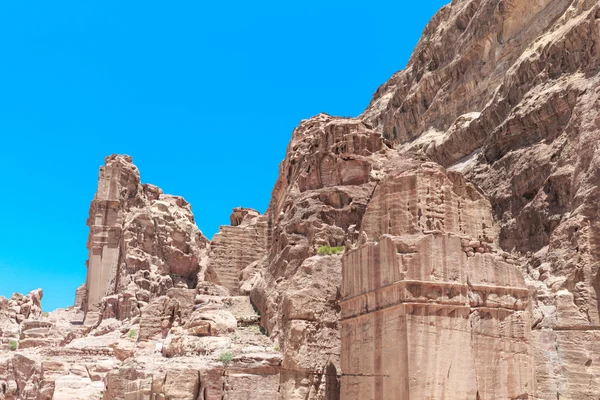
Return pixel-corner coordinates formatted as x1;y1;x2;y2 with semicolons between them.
3;0;600;398
360;0;600;398
341;164;532;399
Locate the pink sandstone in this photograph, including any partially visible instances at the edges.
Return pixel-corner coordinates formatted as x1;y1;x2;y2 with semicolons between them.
3;0;600;398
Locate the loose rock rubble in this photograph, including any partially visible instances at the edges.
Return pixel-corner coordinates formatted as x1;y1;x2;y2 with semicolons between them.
3;0;600;398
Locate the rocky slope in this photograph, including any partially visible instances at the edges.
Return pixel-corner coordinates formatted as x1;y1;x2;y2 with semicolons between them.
0;156;281;400
2;0;600;398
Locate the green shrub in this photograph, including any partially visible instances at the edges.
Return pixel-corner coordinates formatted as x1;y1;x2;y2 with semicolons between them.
8;340;18;351
317;245;344;256
128;329;137;340
218;351;233;364
42;312;49;317
250;301;260;316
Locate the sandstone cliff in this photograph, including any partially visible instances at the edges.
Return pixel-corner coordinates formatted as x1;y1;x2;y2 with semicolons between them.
359;0;600;398
237;1;600;398
2;0;600;399
0;157;282;400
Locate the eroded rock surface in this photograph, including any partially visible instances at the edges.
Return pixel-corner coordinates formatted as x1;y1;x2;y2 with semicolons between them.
3;0;600;398
248;114;401;400
209;208;269;295
341;163;531;399
0;157;282;400
84;155;212;325
358;0;600;398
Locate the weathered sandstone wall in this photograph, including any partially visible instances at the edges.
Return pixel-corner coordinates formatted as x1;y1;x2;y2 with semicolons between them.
209;208;269;295
341;163;532;399
359;0;600;398
84;155;212;325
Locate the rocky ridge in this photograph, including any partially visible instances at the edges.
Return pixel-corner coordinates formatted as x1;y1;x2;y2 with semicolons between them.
2;0;600;398
0;156;281;400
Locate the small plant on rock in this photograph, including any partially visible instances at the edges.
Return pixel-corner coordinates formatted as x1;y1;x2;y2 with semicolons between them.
42;312;49;317
218;351;233;365
8;340;18;351
127;329;137;340
317;245;344;256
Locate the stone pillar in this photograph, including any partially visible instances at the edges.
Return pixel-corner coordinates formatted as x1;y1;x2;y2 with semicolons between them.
74;284;86;308
83;155;138;324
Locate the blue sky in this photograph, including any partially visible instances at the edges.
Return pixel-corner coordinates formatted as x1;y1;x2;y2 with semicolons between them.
0;0;447;311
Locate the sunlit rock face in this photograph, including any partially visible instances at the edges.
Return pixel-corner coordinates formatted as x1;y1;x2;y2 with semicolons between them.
357;0;600;398
247;114;411;400
3;0;600;398
244;0;600;397
0;290;44;347
340;164;532;399
0;156;283;400
209;207;269;295
83;155;212;325
0;287;282;400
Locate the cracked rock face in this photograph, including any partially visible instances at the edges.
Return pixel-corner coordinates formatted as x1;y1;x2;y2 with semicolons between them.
341;163;531;399
358;0;600;398
83;155;212;325
3;0;600;398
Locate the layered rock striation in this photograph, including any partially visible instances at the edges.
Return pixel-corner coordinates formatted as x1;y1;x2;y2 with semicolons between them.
209;208;269;295
341;163;532;399
3;0;600;398
359;0;600;398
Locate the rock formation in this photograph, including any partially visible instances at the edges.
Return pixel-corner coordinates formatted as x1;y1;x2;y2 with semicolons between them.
0;157;281;400
248;115;395;399
0;290;44;349
84;155;212;325
340;163;532;399
208;208;269;295
358;0;600;398
3;0;600;398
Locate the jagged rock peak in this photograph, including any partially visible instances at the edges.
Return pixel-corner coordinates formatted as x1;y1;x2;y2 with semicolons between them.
358;0;600;398
0;289;44;324
230;207;261;227
83;154;211;326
